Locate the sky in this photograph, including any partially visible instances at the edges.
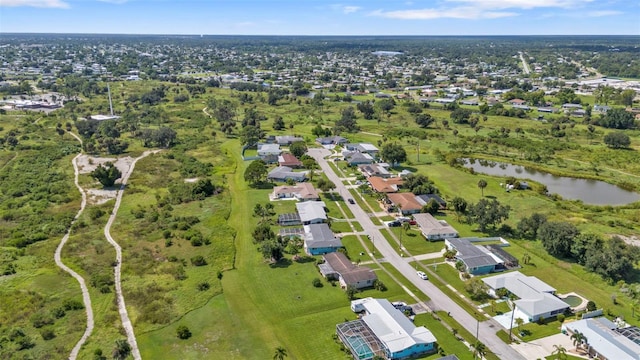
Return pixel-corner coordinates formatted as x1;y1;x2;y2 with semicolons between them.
0;0;639;35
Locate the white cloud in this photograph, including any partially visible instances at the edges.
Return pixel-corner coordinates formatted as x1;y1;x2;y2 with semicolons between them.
371;0;598;20
370;7;517;20
0;0;69;8
446;0;593;10
330;4;361;14
342;5;360;14
97;0;129;4
587;10;622;17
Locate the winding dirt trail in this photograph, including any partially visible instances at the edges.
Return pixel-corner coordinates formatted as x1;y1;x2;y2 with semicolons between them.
53;132;95;360
104;150;160;360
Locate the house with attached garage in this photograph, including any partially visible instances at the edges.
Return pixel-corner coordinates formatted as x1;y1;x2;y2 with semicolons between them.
386;192;422;215
267;166;307;182
562;317;640;360
413;213;458;241
345;151;374;166
270;183;319;202
318;252;377;289
296;201;327;225
303;223;342;255
483;271;570;323
445;238;500;275
275;135;304;146
338;298;437;360
368;176;404;193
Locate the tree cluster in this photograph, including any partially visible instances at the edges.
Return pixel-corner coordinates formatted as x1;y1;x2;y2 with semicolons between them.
467;198;510;232
403;174;439;195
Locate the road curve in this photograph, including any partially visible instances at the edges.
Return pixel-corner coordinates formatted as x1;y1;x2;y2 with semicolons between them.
519;52;530;75
54;132;95;360
308;148;525;360
104;150;159;360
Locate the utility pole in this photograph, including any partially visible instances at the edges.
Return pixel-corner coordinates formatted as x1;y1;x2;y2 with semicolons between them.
475;312;480;360
508;299;516;344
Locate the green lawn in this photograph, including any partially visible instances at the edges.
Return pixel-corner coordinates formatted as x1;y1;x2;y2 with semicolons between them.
413;313;474;360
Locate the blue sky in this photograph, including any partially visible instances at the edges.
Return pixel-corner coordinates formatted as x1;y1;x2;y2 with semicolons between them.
1;0;638;35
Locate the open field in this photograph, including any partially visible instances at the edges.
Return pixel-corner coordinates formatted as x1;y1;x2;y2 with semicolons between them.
2;77;640;359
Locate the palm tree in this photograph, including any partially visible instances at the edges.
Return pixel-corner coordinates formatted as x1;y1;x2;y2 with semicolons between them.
477;179;487;197
551;344;568;360
473;341;486;359
515;317;524;332
571;330;586;352
273;346;287;360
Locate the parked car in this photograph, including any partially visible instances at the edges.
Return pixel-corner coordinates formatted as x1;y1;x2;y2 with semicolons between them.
348;198;355;204
386;221;401;227
409;220;417;225
397;217;411;223
417;271;428;280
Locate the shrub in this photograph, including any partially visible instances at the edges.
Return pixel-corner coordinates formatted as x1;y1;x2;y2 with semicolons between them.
196;282;210;291
190;255;207;266
373;279;387;291
63;299;84;311
557;314;565;323
312;278;323;288
41;328;55;340
31;313;54;328
586;300;597;312
176;325;192;339
52;307;66;319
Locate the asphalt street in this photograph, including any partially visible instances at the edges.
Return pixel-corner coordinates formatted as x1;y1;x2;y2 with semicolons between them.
308;148;525;360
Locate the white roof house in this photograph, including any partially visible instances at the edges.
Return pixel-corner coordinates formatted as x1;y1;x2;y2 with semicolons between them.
341;298;436;359
296;201;327;224
413;213;458;240
483;271;569;322
562;317;640;360
257;143;282;156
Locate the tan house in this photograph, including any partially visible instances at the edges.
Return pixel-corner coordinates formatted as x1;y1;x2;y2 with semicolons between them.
270;183;319;201
318;252;377;289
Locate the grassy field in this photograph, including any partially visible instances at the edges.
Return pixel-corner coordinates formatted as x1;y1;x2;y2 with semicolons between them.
3;80;640;359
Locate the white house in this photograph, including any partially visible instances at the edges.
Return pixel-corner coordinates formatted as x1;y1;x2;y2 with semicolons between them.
413;213;458;240
296;201;327;225
483;271;569;323
562;317;640;360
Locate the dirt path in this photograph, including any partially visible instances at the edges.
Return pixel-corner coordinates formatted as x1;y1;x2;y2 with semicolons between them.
53;132;95;360
104;149;160;360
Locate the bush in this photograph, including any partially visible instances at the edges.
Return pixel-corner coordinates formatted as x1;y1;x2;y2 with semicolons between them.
196;282;210;291
41;328;56;340
190;255;207;266
63;299;84;311
52;307;66;319
373;279;387;291
31;313;54;328
587;300;597;312
176;325;192;339
312;278;323;288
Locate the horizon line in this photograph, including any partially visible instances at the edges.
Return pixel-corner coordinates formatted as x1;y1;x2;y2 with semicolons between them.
1;32;639;37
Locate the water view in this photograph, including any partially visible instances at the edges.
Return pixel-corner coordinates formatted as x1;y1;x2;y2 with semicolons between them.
462;159;640;206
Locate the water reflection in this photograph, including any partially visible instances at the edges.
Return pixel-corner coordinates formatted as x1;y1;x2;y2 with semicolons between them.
462;158;640;206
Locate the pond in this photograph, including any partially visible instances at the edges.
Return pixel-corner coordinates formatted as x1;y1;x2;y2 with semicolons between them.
562;295;583;307
462;158;640;206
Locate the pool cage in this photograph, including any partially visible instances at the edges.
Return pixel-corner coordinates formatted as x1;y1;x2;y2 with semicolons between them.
336;319;387;360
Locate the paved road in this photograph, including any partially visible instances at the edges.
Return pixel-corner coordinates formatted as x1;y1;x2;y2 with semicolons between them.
104;150;159;360
519;52;531;75
308;148;525;360
54;132;95;360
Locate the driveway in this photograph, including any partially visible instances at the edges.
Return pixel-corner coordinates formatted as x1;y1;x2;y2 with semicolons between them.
308;148;525;360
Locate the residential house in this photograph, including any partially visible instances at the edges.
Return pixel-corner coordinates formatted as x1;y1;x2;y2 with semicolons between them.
318;252;377;289
316;135;348;145
508;99;527;106
296;201;327;225
413;213;458;241
278;153;303;168
358;163;391;178
562;103;583;111
267;166;307;182
257;143;281;157
270;183;319;202
337;298;437;360
345;152;374;166
275;135;304;146
537;106;559;113
445;238;500;275
345;143;379;156
483;271;570;323
257;143;281;163
415;194;447;210
303;223;342;255
593;104;611;114
562;317;640;360
368;176;404;193
387;193;422;215
278;213;302;226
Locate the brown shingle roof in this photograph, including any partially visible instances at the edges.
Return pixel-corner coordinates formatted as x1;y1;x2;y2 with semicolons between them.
387;192;422;212
368;176;403;193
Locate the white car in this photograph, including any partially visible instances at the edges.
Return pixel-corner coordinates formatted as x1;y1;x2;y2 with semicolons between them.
417;271;428;280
